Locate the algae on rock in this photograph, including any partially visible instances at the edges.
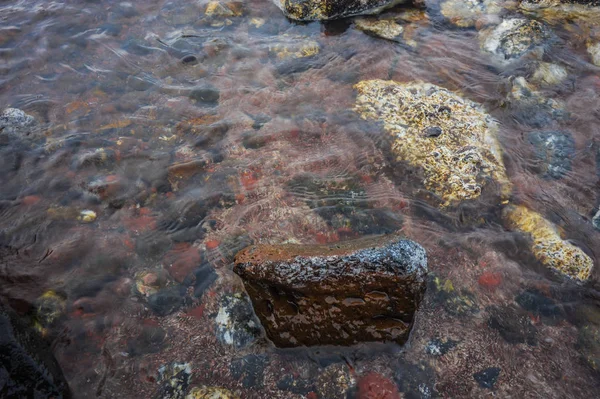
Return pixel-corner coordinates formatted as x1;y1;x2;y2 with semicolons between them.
503;205;593;281
354;79;511;207
272;0;409;21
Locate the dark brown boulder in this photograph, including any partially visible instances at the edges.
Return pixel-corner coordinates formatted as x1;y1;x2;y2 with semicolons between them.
233;235;427;347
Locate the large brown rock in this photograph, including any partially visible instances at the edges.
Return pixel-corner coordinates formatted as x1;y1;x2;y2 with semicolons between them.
272;0;410;21
233;235;427;347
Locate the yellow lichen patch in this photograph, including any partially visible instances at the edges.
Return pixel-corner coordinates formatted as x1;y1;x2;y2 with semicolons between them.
354;18;404;41
186;386;239;399
205;1;242;17
354;79;510;207
36;290;67;326
281;0;330;21
503;205;593;281
269;38;320;60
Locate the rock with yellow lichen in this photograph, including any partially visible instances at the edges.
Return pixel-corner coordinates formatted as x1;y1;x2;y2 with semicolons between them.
503;205;594;281
588;41;600;66
479;18;550;63
269;36;320;61
354;79;511;208
354;18;404;41
186;386;239;399
272;0;409;21
440;0;502;28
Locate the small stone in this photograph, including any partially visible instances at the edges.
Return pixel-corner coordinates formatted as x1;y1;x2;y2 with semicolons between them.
189;86;220;107
588;42;600;66
356;372;401;399
354;18;404;41
147;286;185;316
77;210;97;223
269;38;320;61
118;2;139;18
503;205;593;281
0;108;37;138
473;367;501;389
315;364;355;399
186;386;239;399
431;277;479;316
528;130;574;179
515;288;563;324
155;362;192;399
425;338;459;356
480;18;549;63
35;290;67;328
127;324;167;355
532;62;568;86
592;208;600;231
181;55;198;65
394;359;437;399
215;293;262;349
230;354;267;388
488;305;537;345
234;235;427;347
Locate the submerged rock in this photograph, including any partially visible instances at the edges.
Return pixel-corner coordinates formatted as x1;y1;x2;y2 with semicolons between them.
0;304;72;398
440;0;502;28
154;362;192;399
488;305;537;345
588;41;600;67
528;130;574;179
431;277;479;316
577;325;600;373
234;235;427;347
0;108;37;139
507;77;567;127
354;18;404;41
531;62;568;86
425;337;459;356
473;367;501;389
503;205;594;281
354;79;510;208
356;372;401;399
272;0;409;21
214;293;262;349
480;18;549;63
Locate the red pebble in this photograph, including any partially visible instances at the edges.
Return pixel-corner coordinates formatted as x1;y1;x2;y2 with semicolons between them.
478;272;503;290
306;392;318;399
205;240;220;250
356;373;401;399
185;305;205;319
21;195;41;206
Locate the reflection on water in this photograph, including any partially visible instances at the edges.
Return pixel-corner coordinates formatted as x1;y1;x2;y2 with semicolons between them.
1;0;600;397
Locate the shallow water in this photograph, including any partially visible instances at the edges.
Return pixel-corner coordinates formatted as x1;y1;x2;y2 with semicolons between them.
1;0;600;397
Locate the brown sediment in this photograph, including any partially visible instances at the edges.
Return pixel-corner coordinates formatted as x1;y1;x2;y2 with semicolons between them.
234;235;427;347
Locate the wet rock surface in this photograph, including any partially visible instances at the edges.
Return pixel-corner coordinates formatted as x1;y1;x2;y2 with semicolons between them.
488;305;537;345
0;303;72;398
354;79;510;208
480;18;550;63
234;235;427;347
528;130;574;178
503;205;594;281
214;293;262;349
273;0;409;21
